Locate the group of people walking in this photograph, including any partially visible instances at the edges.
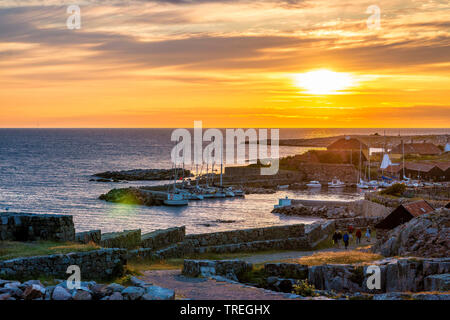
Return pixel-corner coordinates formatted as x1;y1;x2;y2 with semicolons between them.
332;225;372;250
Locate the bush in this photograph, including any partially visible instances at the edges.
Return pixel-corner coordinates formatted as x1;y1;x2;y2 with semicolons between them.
292;280;317;297
380;183;406;197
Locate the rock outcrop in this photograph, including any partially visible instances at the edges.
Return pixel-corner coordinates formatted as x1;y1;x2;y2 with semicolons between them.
94;168;191;181
373;208;449;257
99;187;164;206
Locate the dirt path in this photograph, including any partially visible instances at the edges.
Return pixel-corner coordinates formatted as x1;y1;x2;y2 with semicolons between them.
140;270;301;300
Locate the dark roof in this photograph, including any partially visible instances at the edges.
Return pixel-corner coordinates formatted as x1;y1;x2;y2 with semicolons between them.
390;143;441;155
375;200;434;229
404;162;438;173
327;138;368;150
435;162;450;172
402;200;434;217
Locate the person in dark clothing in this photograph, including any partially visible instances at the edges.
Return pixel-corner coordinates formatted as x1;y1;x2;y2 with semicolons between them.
348;225;354;234
355;228;362;244
343;232;349;250
332;231;341;247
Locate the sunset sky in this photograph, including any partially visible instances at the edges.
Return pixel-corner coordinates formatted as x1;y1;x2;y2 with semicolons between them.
0;0;449;128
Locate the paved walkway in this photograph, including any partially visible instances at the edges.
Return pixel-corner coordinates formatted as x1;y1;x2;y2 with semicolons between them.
140;270;300;300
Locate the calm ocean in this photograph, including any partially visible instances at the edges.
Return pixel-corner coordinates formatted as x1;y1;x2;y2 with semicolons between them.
0;128;447;234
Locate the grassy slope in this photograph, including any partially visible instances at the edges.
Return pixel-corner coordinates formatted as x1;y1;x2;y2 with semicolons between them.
0;241;100;261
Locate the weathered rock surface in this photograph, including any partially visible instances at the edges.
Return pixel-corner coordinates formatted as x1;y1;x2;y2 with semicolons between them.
99;187;164;206
75;229;101;244
373;208;449;257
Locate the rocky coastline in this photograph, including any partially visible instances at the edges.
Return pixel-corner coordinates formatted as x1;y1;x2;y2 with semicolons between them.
93;168;192;181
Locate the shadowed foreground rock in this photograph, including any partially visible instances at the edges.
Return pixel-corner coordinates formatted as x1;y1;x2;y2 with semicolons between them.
373;208;449;257
0;277;175;301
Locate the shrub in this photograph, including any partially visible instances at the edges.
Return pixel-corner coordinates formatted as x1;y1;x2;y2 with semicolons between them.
292;280;317;297
380;183;406;197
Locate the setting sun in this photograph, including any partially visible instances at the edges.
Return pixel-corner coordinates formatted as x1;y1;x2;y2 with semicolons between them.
294;69;356;95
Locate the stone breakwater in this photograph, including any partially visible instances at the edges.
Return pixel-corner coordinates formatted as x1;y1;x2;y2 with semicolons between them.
0;249;127;280
94;168;192;181
0;212;75;242
0;276;174;300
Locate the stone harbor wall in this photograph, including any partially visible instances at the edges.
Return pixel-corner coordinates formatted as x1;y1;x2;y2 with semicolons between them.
75;230;101;244
184;224;305;247
0;249;127;280
275;199;390;219
0;212;75;242
100;229;141;249
141;226;185;250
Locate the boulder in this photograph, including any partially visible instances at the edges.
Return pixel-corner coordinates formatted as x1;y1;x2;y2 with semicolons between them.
52;286;72;300
106;283;125;293
108;292;124;300
121;286;145;300
73;289;93;300
142;286;175;300
22;284;46;300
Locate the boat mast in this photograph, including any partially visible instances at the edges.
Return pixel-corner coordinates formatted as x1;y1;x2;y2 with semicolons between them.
368;138;371;181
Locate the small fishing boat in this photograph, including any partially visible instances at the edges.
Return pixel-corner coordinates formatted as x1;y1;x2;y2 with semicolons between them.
306;181;321;188
163;193;188;206
274;196;291;209
328;178;345;188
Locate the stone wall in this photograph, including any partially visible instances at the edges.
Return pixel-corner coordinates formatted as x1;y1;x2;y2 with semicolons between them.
191;237;311;254
333;217;384;230
141;226;185;250
277;199;390;219
0;212;75;242
100;229;141;249
0;249;127;280
184;224;305;247
182;259;253;281
75;230;101;244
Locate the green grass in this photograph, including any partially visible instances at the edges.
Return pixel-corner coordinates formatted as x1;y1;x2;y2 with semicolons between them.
0;241;100;261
